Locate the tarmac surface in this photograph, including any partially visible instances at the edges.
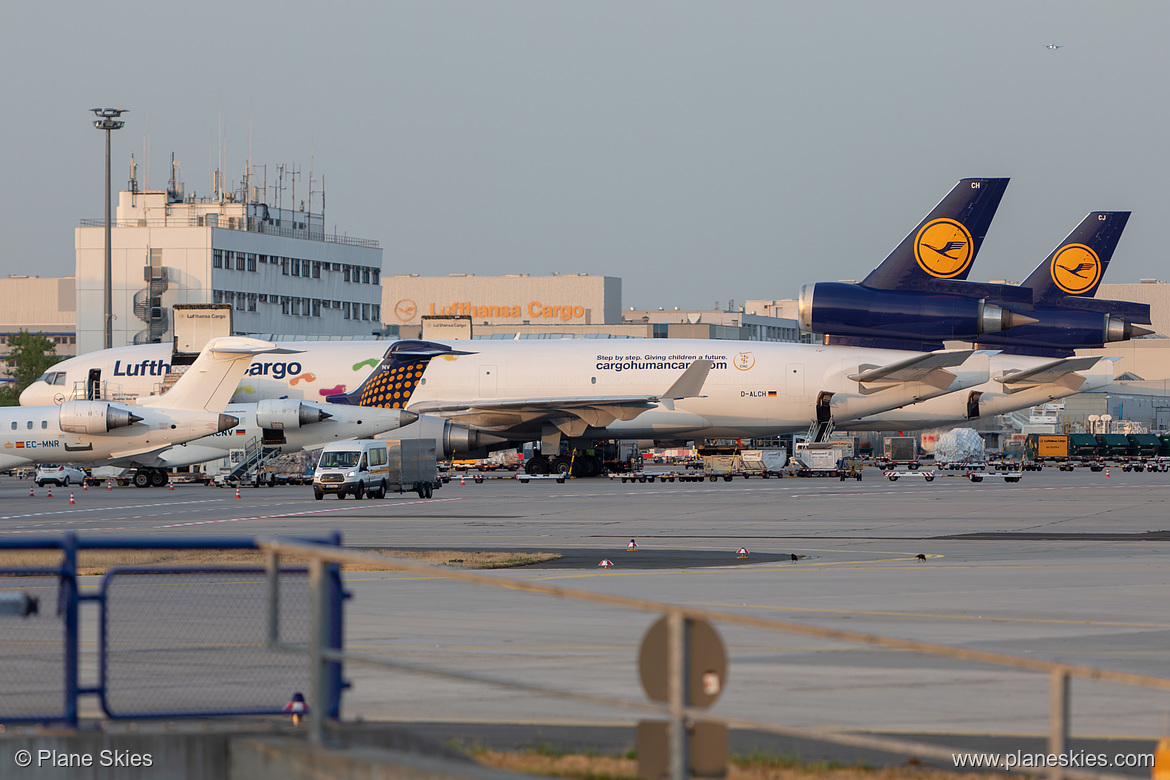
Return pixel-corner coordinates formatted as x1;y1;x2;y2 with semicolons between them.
1;466;1169;768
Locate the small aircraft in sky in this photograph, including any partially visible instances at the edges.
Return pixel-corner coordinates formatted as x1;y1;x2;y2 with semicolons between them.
1046;43;1064;50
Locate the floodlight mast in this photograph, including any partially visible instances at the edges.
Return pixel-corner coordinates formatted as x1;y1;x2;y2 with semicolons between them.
91;108;127;350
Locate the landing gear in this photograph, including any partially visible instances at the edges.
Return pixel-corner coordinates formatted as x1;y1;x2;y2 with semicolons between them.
525;457;551;475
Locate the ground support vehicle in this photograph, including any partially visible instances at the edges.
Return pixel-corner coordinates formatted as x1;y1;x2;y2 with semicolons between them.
34;465;88;488
967;470;1023;483
792;447;842;478
838;457;864;481
883;469;936;482
517;474;568;484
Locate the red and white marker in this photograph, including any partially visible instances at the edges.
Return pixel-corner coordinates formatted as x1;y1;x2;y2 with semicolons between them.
28;486;34;498
235;486;241;499
69;492;75;505
627;539;638;551
598;559;615;568
283;692;309;726
168;481;175;490
46;488;52;499
107;480;113;490
736;547;749;558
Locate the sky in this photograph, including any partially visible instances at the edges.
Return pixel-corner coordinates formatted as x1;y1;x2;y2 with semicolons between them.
2;1;1168;311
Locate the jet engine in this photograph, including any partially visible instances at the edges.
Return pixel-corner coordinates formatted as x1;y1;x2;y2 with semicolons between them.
255;399;332;429
798;283;1034;342
392;414;506;459
58;401;142;434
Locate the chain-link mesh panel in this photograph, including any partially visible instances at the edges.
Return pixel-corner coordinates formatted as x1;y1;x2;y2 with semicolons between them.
0;576;65;721
102;569;311;717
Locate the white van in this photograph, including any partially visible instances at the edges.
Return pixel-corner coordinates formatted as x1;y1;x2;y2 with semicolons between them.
312;440;390;500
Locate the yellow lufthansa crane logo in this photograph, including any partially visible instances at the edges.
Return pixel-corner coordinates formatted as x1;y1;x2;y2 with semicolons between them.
1050;244;1101;294
914;218;975;278
394;299;418;322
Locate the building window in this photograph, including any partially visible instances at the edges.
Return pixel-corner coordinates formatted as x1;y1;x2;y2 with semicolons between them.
213;250;224;269
372;304;380;321
361;303;370;321
291;258;300;277
281;258;289;276
247;254;257;272
248;294;257;312
236;253;246;271
361;268;371;284
343;266;351;283
343;302;350;320
312;261;321;279
372;269;380;285
281;298;289;315
312;299;321;317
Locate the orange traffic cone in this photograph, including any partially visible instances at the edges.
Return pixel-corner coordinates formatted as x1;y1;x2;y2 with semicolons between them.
627;539;638;551
82;482;88;491
1105;468;1110;478
47;488;52;498
28;486;34;498
69;492;75;505
107;480;113;490
168;481;174;490
460;475;466;486
235;486;241;499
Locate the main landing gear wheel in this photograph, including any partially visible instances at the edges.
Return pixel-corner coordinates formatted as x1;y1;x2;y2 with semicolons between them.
526;458;551;475
150;470;168;487
133;471;151;488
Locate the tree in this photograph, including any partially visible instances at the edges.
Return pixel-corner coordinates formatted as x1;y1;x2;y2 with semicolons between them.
0;331;63;406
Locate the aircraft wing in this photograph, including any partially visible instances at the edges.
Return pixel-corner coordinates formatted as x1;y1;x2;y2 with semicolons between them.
410;360;714;434
848;350;986;391
995;356;1104;392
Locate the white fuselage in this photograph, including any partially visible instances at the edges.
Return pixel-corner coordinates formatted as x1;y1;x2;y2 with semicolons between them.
0;404;229;471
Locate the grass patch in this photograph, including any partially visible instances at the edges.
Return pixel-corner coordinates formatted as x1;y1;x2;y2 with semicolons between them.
471;746;1025;780
0;548;561;576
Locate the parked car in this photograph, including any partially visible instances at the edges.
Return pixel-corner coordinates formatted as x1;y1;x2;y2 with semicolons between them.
34;464;87;487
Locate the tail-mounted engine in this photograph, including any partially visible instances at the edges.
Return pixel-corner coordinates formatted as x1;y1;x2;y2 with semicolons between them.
58;401;142;434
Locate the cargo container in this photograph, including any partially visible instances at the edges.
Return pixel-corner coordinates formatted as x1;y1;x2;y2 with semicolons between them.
880;436;920;469
1095;434;1132;461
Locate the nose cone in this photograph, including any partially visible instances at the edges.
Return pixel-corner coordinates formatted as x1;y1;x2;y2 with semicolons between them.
398;410;420;427
217;413;240;432
18;384;49;406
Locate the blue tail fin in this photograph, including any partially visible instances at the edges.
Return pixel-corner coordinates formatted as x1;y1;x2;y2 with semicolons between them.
325;340;472;408
1020;211;1129;304
862;178;1009;292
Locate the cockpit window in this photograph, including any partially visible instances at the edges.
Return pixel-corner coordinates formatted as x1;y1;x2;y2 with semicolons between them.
38;372;66;385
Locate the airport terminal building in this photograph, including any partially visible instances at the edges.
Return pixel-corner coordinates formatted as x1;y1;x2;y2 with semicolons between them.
75;172;383;353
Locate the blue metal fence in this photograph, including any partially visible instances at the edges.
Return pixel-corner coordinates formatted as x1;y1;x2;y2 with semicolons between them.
0;532;344;727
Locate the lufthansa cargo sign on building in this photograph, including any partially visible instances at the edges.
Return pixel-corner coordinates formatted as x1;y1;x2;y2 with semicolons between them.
383;274;622;326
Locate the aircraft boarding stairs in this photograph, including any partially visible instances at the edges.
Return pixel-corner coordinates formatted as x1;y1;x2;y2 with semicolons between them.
223;435;284;484
807;418;835;443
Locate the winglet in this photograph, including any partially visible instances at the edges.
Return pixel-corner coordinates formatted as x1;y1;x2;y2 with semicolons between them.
137;337;292;412
659;359;713;400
